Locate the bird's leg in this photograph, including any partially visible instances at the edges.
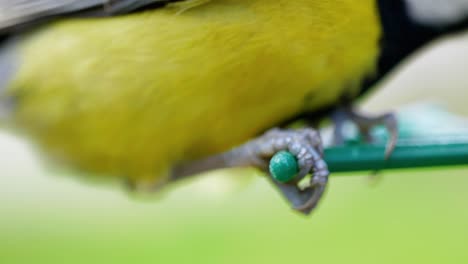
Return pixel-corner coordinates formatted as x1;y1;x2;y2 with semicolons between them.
331;105;398;159
171;128;329;215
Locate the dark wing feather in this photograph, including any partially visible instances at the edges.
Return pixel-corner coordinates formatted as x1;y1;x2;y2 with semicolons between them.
0;0;180;33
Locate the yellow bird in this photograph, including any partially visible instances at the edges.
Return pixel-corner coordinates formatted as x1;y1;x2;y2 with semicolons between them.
0;0;467;214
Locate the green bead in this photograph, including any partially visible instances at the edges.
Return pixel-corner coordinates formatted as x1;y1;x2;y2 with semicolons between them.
269;151;299;183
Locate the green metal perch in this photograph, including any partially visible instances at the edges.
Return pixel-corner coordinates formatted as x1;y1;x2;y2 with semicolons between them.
325;103;468;172
270;104;468;179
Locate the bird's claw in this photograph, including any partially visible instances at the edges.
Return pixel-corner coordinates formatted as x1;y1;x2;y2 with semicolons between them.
293;174;328;214
167;127;329;215
248;128;329;215
332;106;398;159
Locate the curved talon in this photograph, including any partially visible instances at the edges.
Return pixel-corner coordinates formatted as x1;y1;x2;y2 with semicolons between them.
293;158;329;214
294;184;327;214
382;113;398;159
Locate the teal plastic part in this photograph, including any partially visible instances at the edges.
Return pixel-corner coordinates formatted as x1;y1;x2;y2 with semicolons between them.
269;151;299;183
323;104;468;173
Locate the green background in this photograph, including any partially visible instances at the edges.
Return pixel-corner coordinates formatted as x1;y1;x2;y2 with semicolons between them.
2;31;468;264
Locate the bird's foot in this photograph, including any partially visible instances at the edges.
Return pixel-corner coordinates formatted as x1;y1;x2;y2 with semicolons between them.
331;106;398;159
172;127;329;215
239;128;329;215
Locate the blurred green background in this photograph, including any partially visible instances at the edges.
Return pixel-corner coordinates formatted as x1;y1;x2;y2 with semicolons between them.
1;34;468;264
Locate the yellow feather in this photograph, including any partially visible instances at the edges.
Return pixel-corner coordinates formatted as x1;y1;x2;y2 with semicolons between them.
7;0;380;183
